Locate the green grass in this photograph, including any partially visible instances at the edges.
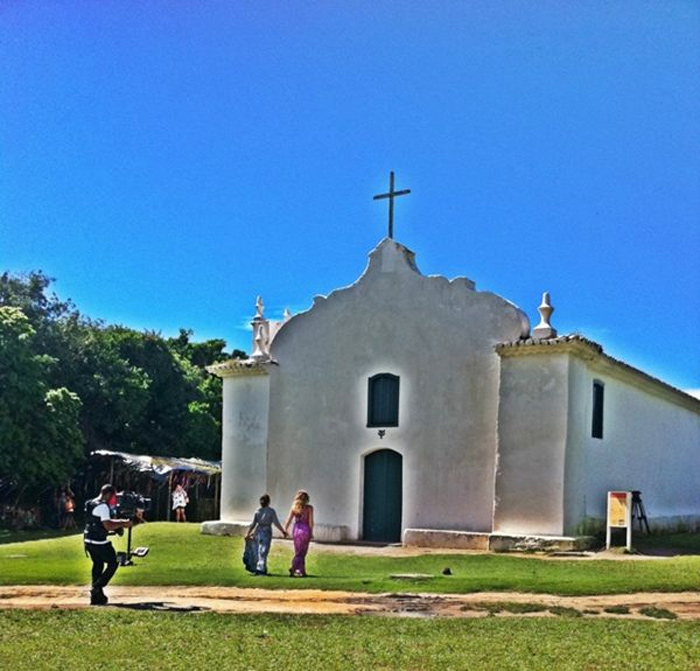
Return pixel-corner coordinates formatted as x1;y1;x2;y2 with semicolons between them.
0;528;78;545
1;610;698;671
1;523;700;596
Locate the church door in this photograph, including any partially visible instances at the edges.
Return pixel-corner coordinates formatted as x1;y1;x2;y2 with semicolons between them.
363;449;402;542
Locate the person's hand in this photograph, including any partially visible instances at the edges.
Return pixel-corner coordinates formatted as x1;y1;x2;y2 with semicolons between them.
123;519;133;529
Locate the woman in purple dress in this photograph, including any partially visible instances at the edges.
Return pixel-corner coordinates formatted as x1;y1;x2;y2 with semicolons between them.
284;490;314;577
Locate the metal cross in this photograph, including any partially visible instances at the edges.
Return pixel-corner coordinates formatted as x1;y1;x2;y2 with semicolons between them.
373;171;411;239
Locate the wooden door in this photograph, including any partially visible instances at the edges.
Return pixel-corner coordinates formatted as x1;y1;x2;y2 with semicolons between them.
363;449;402;542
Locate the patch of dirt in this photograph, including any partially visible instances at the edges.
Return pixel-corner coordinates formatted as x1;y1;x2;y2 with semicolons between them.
1;585;699;620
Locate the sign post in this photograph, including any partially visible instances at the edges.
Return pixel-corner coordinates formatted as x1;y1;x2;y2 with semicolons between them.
606;491;632;551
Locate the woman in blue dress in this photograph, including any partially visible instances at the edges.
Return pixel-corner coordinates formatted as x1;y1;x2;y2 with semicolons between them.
245;494;287;575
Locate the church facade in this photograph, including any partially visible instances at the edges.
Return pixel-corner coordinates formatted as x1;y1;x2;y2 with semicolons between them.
205;238;700;547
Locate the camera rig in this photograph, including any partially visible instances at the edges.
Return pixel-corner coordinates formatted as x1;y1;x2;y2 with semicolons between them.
113;491;152;566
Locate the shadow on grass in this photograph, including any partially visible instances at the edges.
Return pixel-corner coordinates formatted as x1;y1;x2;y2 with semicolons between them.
110;602;209;613
0;529;82;545
631;531;700;557
635;546;699;557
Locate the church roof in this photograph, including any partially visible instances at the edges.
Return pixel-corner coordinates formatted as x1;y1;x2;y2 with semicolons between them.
496;334;700;412
207;358;274;377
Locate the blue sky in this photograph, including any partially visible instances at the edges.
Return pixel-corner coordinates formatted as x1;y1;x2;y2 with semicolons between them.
1;2;698;390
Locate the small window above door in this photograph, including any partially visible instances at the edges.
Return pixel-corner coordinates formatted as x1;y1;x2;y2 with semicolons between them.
367;373;399;427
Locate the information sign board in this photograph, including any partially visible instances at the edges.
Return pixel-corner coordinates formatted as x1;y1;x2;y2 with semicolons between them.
606;491;632;550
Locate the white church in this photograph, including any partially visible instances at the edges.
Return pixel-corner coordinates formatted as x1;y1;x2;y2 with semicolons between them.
204;211;699;549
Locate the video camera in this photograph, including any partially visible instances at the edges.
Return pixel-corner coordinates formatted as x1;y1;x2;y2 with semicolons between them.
113;491;151;566
114;490;152;520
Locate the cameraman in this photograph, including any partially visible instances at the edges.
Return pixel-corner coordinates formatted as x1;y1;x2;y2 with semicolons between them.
84;484;132;606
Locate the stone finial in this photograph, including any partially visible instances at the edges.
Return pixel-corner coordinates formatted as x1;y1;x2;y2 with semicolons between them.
251;296;271;361
251;323;268;360
283;307;291;322
533;291;557;339
255;296;265;319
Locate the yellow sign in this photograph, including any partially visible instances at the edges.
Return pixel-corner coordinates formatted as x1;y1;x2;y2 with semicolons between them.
608;492;628;527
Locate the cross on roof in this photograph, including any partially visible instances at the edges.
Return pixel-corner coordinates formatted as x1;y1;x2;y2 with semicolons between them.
373;171;411;239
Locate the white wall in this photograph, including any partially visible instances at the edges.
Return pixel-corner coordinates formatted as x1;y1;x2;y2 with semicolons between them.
567;358;700;531
264;239;528;539
494;353;570;535
220;373;270;521
495;347;700;536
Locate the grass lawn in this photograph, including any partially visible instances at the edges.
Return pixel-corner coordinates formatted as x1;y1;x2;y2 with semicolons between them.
1;610;699;671
0;528;78;545
1;523;700;596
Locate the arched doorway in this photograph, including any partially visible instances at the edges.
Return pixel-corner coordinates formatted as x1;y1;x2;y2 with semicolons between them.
362;449;402;542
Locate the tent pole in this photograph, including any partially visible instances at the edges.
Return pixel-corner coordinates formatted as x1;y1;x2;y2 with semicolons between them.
166;471;173;522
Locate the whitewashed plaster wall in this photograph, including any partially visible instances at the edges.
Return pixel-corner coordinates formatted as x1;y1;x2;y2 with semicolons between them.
562;356;589;533
219;373;270;520
494;353;570;535
263;239;528;539
567;357;700;531
495;345;700;536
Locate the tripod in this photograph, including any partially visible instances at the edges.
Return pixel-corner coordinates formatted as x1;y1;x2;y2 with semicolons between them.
116;526;150;566
631;490;650;533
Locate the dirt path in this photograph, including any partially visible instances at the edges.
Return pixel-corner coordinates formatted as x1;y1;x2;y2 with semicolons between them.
1;585;699;620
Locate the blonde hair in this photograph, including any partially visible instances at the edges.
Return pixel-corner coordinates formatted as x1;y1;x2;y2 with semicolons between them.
292;490;309;514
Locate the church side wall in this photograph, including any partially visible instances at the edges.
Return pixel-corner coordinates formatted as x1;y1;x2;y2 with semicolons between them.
568;359;700;532
494;354;569;536
219;374;270;521
562;358;590;534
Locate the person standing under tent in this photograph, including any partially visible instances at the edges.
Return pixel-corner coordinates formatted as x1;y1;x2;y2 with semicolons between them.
63;487;76;529
171;482;189;522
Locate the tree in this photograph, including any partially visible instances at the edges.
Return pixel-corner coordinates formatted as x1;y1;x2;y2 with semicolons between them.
167;328;247;459
108;327;200;457
0;307;84;490
0;271;77;358
0;270;245;496
56;318;151;453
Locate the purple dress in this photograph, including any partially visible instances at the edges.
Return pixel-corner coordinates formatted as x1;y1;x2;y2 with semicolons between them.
290;506;312;576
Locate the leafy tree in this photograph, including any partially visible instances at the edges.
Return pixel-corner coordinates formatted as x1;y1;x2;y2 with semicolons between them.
0;307;84;490
0;271;76;357
108;327;201;457
56;319;151;453
168;328;245;366
166;328;247;459
0;271;245;499
40;388;85;484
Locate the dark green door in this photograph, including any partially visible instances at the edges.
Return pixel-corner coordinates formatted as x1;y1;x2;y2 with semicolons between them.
363;449;402;542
